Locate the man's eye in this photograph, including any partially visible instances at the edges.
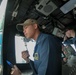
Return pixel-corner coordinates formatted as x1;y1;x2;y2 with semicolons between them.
25;26;28;29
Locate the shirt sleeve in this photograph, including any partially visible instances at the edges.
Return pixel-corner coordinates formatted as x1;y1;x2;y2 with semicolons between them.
38;36;62;75
37;37;49;75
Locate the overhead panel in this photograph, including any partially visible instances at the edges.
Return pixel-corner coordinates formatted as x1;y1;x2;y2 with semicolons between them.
35;0;57;16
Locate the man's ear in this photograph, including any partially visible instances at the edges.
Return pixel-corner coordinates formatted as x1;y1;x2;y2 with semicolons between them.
34;24;38;29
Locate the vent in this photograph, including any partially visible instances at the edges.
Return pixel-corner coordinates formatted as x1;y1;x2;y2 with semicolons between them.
36;0;57;16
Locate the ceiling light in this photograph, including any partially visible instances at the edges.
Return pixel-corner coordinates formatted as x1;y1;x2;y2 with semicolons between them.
60;0;76;14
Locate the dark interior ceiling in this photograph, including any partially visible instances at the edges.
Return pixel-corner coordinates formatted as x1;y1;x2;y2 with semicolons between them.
5;0;76;34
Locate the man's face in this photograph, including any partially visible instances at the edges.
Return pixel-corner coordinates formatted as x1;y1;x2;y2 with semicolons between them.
23;24;36;39
65;30;71;38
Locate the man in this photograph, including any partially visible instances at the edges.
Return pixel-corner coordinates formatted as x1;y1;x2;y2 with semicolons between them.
62;26;76;75
11;19;62;75
63;26;76;47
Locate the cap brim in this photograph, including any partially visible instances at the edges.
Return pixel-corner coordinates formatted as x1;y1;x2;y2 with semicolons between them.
16;23;23;32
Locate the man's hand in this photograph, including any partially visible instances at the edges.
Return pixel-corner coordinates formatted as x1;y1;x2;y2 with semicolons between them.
63;35;68;41
11;65;21;75
21;50;30;63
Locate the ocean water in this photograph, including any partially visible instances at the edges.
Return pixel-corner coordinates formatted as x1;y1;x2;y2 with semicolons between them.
0;56;1;64
0;33;2;45
0;33;2;64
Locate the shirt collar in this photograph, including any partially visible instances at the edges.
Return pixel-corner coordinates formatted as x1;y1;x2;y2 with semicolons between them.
36;32;42;44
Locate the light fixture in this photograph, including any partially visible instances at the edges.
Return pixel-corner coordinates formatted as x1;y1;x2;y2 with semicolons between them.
60;0;76;14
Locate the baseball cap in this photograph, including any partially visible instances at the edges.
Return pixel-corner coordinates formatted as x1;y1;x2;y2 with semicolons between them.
16;19;38;32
